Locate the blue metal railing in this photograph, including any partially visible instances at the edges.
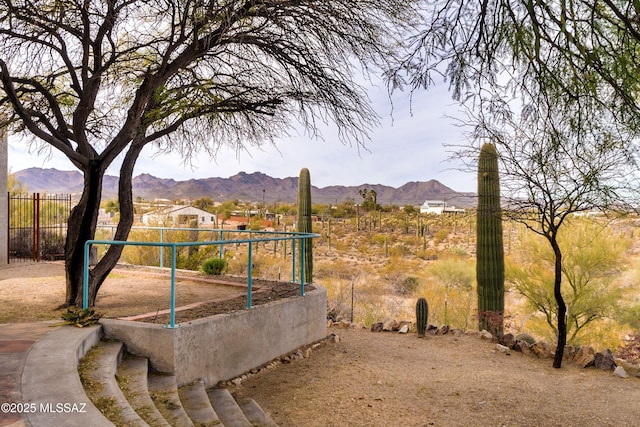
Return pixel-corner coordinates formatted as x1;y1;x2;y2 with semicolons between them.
83;229;318;328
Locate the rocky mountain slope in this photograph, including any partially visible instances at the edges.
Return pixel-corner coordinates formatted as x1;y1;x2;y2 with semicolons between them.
14;167;476;207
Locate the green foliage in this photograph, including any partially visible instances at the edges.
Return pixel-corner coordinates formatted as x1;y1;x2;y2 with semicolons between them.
58;308;101;327
8;172;26;194
507;220;628;346
202;257;227;275
358;188;379;211
428;257;476;329
476;142;505;336
102;199;120;214
416;297;429;337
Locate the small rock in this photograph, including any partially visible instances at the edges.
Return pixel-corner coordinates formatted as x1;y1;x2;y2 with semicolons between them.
371;322;384;333
614;366;629;378
495;343;511;354
304;348;312;358
398;321;413;332
398;324;409;334
480;330;493;341
614;358;640;378
439;325;450;335
333;334;341;343
427;325;438;335
563;345;576;360
337;320;351;329
232;377;242;385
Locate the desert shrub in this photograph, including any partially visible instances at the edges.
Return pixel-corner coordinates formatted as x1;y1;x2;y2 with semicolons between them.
425;258;476;329
507;220;629;346
394;276;420;296
388;243;407;257
416;248;438;260
202;257;227;275
324;278;353;321
370;234;387;245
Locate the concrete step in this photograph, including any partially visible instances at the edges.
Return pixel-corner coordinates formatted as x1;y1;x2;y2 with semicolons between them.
22;325;110;427
178;380;222;426
79;340;149;426
237;398;278;427
147;371;194;427
117;354;171;427
207;388;252;427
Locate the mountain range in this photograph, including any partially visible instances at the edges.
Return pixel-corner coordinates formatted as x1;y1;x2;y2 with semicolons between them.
14;168;476;207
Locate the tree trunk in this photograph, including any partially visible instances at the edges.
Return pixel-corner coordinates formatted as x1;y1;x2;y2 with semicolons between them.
64;143;144;307
64;160;105;307
551;238;567;368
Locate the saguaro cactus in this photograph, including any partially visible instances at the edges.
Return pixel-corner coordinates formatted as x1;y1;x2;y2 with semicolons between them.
297;167;313;283
476;143;505;336
416;297;429;337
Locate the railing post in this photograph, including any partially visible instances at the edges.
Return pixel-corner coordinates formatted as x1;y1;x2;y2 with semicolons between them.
159;228;165;268
291;237;296;283
218;229;223;259
169;244;176;328
247;241;253;309
300;236;305;296
83;241;90;310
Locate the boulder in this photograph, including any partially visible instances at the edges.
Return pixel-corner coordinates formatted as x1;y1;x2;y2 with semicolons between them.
382;318;399;332
515;333;536;345
531;341;555;359
594;349;616;371
437;325;450;335
574;345;595;368
514;340;534;356
500;333;516;348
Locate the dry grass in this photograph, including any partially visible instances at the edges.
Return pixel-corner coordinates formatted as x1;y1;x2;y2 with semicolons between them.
0;262;247;323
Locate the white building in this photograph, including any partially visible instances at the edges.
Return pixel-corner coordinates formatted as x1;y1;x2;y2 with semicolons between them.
141;205;217;227
420;200;466;215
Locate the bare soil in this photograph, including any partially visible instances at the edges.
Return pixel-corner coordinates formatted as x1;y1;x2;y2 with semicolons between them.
1;262;640;426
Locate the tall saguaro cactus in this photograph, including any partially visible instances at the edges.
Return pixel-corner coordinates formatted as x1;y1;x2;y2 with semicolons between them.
297;168;313;283
476;143;505;336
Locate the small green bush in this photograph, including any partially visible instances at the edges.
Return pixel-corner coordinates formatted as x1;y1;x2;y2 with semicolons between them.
202;257;227;275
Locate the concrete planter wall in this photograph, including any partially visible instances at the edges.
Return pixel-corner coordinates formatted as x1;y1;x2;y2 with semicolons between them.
101;286;327;387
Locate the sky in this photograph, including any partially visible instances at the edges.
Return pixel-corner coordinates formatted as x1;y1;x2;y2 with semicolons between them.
6;78;477;193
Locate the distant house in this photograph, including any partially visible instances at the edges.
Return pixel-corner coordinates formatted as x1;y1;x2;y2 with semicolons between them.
420;200;465;215
141;205;217;227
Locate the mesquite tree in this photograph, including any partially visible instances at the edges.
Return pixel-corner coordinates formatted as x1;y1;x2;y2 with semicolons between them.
296;167;312;283
0;0;416;307
476;142;504;337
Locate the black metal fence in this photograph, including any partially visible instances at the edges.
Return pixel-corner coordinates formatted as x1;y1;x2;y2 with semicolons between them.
7;193;71;262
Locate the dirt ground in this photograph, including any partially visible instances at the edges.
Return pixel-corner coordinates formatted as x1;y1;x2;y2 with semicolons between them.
2;262;640;426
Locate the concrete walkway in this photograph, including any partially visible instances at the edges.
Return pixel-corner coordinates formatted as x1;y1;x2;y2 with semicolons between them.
0;322;57;427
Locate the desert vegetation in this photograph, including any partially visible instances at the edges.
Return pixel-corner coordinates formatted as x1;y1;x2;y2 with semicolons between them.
98;194;640;356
